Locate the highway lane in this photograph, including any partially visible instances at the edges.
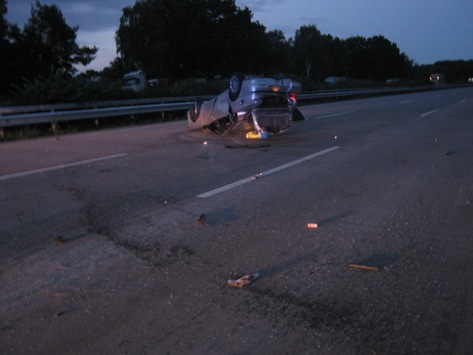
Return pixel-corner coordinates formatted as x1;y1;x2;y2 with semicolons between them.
1;87;473;353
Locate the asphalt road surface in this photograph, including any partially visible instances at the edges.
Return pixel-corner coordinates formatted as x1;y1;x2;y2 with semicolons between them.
1;87;473;354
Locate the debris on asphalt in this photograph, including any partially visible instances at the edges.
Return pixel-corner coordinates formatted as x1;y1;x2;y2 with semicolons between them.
246;131;269;139
307;223;318;229
197;214;210;227
227;272;260;288
348;263;380;271
252;173;263;180
53;236;65;245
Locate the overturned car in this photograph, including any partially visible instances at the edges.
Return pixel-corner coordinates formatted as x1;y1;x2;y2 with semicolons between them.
187;73;304;138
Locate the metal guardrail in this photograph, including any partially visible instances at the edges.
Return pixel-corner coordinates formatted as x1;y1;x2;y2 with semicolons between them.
0;86;430;129
0;95;214;128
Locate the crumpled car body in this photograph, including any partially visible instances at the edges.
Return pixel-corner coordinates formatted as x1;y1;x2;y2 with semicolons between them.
187;73;303;138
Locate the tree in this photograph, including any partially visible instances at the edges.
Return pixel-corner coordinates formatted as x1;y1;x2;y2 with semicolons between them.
363;35;410;81
264;30;293;74
293;25;323;79
344;36;369;79
102;57;128;81
0;0;7;40
329;37;349;77
116;0;274;80
343;35;413;81
19;1;97;78
1;1;98;97
0;0;15;95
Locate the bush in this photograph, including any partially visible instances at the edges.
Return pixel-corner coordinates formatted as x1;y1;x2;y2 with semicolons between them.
9;72;126;105
7;73;234;105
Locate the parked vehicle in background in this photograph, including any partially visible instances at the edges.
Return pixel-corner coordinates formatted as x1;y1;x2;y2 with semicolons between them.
122;71;147;92
187;73;304;138
122;71;162;92
429;73;445;85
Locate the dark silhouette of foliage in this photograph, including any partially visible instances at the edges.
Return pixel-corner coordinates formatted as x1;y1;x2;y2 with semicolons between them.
115;3;417;83
0;0;97;96
293;25;323;79
2;0;472;103
116;0;272;79
20;1;97;77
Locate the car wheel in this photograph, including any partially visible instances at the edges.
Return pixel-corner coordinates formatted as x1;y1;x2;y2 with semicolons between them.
229;72;243;101
189;98;203;122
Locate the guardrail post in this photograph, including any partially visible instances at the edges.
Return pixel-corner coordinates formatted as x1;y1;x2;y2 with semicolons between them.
51;121;60;134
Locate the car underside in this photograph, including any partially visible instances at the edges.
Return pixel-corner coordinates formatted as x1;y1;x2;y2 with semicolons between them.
187;73;304;138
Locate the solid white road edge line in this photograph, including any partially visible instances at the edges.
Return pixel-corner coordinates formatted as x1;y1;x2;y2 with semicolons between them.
0;153;128;181
197;146;340;198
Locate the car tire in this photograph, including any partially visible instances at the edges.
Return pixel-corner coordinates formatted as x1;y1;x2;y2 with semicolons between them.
229;72;243;101
189;98;203;122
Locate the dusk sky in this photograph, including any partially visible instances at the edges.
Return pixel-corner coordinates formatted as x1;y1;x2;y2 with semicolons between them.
6;0;473;71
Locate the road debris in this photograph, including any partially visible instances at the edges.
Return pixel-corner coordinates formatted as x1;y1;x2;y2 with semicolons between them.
53;236;65;245
348;263;380;271
227;272;260;288
246;131;269;139
252;173;263;180
197;214;210;227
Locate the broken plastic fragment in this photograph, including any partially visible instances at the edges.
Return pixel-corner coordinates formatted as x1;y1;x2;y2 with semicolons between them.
227;272;260;287
246;131;268;139
348;263;380;271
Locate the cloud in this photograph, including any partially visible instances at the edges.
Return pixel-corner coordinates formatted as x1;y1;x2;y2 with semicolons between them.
6;0;133;31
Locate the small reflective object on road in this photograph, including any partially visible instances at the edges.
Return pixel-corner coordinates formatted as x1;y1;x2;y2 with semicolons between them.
228;272;260;287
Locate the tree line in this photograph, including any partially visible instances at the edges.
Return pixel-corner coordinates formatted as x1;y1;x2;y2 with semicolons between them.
0;0;97;97
1;0;472;102
113;0;415;82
